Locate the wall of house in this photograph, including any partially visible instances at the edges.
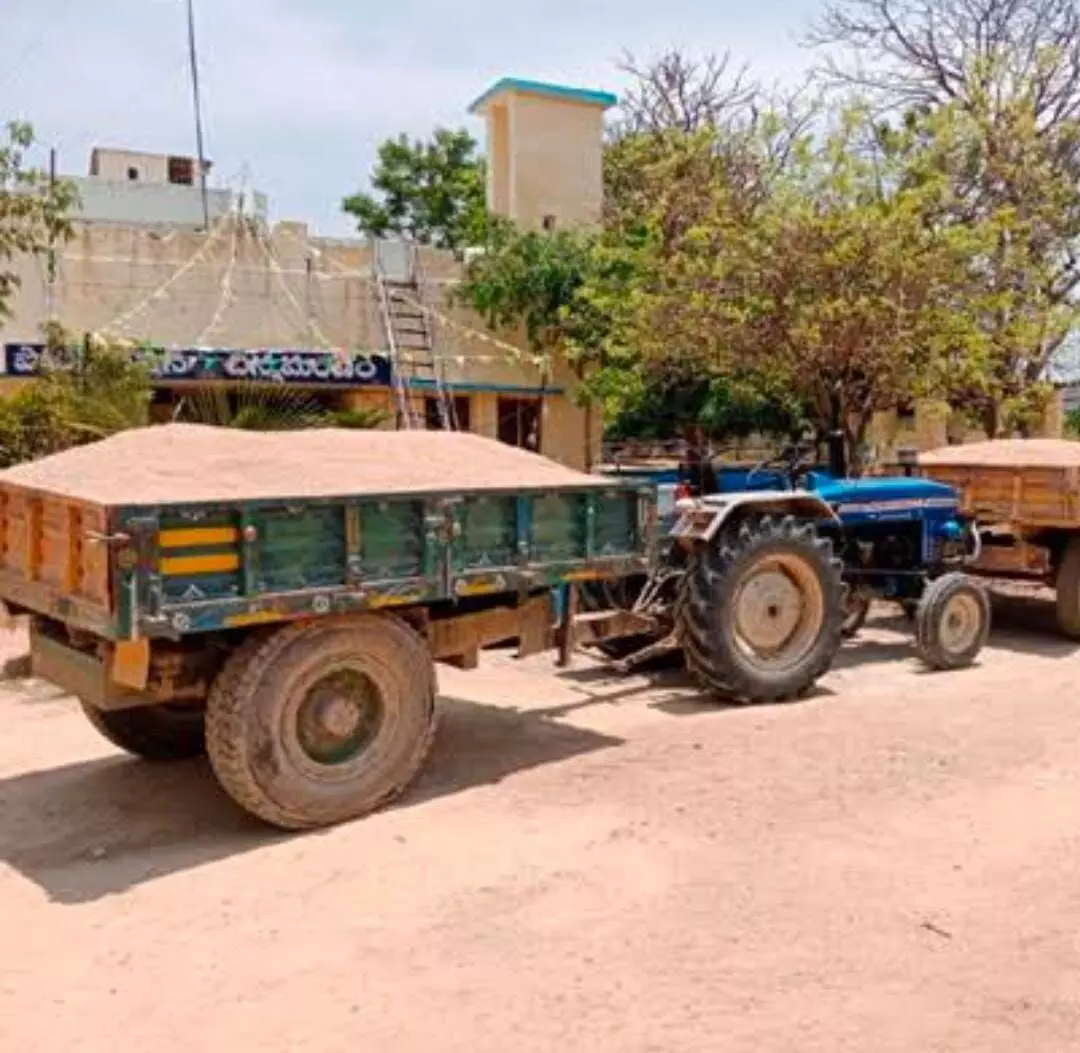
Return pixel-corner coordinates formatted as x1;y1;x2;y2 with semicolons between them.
0;219;597;469
67;179;268;227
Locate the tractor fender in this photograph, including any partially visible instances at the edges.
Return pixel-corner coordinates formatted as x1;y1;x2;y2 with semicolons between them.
671;489;838;547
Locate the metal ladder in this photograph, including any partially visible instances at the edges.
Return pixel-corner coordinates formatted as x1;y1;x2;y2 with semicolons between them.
373;239;458;430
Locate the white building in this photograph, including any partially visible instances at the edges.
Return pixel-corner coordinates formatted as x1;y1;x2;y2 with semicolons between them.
67;147;268;227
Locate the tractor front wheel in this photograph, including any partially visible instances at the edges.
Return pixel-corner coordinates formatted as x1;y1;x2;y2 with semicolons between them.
914;573;991;671
677;514;845;704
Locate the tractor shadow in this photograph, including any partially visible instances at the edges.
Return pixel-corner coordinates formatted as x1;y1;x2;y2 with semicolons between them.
833;593;1080;672
553;655;837;717
554;590;1080;713
0;695;621;906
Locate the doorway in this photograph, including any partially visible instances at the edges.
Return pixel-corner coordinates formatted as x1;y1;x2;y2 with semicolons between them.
497;397;542;451
424;395;471;431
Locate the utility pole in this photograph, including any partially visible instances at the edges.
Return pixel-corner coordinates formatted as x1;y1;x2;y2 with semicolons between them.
185;0;211;230
45;147;57;322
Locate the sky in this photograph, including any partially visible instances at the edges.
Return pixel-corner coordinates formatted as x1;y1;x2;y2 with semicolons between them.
3;0;822;237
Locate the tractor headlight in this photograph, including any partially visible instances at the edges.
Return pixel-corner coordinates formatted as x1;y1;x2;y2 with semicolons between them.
940;519;964;542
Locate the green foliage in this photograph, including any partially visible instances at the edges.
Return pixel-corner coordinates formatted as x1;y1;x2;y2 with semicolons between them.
385;41;1080;450
901;92;1080;434
605;369;810;441
454;217;603;355
173;384;389;431
331;405;391;429
342;127;486;250
0;122;77;320
811;2;1080;434
0;333;151;468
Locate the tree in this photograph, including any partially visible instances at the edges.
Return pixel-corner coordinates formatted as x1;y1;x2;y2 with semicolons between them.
0;121;76;321
810;0;1080;430
811;0;1080;121
603;105;1004;471
454;218;600;355
614;49;758;136
899;95;1080;433
605;367;810;442
342;127;486;250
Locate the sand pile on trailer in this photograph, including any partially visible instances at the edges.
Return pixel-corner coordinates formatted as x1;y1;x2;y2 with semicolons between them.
0;424;612;506
920;438;1080;468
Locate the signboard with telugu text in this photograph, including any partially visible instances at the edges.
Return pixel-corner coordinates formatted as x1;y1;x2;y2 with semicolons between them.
1;343;393;388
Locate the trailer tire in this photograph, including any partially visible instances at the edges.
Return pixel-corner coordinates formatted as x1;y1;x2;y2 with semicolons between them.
914;573;991;671
677;514;844;704
79;700;206;760
1054;537;1080;640
205;615;437;830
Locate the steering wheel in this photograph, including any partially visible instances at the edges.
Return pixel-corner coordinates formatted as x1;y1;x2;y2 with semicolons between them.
746;442;815;490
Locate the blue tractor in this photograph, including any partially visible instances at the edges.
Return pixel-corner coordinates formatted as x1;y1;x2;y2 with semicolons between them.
580;430;991;703
732;439;989;652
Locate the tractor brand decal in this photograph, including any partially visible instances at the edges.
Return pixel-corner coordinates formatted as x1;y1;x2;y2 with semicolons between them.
3;343;393;388
834;497;958;514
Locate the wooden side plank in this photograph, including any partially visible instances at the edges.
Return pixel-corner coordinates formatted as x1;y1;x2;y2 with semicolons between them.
924;462;1080;528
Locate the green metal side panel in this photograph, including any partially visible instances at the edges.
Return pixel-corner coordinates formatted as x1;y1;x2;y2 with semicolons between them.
107;482;652;639
531;493;587;562
158;512;242;605
458;496;518;568
358;500;427;580
592;492;638;556
252;506;347;593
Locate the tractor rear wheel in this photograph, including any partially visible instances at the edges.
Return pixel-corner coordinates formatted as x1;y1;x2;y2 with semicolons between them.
677;514;844;704
914;573;990;671
205;614;437;830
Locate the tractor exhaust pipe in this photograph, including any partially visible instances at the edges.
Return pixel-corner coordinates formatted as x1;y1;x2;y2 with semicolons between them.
826;386;847;478
827;428;847;480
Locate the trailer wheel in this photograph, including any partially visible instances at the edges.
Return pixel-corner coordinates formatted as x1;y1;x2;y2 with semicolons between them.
79;701;206;760
1054;537;1080;640
677;514;844;704
914;573;991;671
205;615;437;830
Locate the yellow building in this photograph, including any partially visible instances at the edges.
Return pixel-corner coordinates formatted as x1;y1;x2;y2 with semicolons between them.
0;77;617;469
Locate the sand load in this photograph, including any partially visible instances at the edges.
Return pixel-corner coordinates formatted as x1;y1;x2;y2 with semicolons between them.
0;424;611;506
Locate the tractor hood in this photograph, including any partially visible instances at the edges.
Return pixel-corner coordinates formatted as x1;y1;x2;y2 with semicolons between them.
815;476;959;510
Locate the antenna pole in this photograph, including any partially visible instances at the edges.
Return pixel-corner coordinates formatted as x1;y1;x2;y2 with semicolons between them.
185;0;210;230
45;146;57;321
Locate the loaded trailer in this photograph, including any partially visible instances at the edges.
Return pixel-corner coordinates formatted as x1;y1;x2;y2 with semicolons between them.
920;439;1080;639
0;425;854;830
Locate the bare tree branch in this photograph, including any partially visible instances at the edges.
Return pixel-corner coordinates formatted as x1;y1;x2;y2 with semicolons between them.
808;0;1080;128
613;49;761;136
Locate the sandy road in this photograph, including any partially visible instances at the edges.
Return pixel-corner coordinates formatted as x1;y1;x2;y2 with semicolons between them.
1;600;1079;1052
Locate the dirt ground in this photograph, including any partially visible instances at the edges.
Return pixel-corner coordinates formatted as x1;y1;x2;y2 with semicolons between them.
1;597;1079;1053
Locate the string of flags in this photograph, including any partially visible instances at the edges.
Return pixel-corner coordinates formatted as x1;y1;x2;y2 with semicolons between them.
98;212;232;338
45;205;551;374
